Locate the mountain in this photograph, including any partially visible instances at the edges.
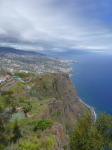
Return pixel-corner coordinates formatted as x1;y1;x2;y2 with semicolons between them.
0;47;45;56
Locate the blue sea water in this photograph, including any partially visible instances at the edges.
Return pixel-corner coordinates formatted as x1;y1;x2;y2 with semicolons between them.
47;51;112;116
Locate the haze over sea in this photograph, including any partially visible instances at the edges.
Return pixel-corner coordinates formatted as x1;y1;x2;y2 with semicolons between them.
47;51;112;116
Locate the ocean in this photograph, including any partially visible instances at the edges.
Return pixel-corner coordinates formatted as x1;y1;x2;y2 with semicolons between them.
46;51;112;117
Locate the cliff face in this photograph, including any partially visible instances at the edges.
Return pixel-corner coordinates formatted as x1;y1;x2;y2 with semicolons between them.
40;73;90;150
53;73;89;121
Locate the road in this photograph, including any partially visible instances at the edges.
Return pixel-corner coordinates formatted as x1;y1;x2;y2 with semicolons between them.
3;81;18;91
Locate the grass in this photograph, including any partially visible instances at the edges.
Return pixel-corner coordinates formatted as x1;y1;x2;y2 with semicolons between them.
18;88;25;100
27;90;44;100
14;72;35;78
28;99;46;115
8;82;25;95
41;81;50;86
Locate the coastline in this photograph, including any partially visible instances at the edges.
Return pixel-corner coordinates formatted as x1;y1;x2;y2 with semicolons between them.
68;63;97;122
79;98;97;122
67;62;74;75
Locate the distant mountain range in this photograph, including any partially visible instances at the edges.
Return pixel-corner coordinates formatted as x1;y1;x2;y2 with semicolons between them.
0;47;45;56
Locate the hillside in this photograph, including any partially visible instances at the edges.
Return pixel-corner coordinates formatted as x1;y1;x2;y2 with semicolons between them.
0;73;91;150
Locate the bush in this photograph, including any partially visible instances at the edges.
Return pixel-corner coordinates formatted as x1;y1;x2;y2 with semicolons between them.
37;134;41;139
18;137;54;150
66;124;70;131
33;119;53;132
19;97;25;103
23;104;31;113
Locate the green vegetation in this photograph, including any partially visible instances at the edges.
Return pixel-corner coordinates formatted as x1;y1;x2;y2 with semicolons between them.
1;91;18;110
19;97;25;103
27;90;44;100
2;73;112;150
14;72;35;78
70;111;112;150
11;120;21;143
0;106;12;149
96;112;112;149
33;119;53;132
23;103;32;113
53;110;61;118
18;137;54;150
66;124;70;131
8;82;25;95
0;74;56;149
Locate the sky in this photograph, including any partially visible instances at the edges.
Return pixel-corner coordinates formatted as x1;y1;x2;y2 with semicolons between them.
0;0;112;52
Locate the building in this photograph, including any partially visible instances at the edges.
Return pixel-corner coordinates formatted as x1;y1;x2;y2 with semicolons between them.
37;72;43;75
0;77;6;83
19;70;30;73
5;75;11;80
13;76;20;79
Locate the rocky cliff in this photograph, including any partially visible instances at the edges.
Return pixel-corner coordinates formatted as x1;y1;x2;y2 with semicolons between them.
39;73;91;150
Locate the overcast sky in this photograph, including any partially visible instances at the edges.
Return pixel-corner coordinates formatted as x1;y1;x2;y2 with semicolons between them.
0;0;112;52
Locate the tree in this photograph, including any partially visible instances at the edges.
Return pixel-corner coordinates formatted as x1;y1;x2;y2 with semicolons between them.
2;91;15;110
0;106;12;149
70;111;103;150
11;102;18;113
95;112;112;150
41;137;55;150
1;91;13;97
12;120;21;143
33;119;53;132
23;104;31;113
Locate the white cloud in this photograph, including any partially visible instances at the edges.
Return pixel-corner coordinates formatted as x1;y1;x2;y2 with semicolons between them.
0;0;112;52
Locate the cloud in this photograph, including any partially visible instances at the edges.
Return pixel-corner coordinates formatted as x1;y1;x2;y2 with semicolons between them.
0;0;112;52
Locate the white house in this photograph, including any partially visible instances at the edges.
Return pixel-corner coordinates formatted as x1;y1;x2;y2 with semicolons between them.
0;77;6;83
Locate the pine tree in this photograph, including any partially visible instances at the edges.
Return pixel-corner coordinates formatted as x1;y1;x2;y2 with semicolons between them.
12;120;21;143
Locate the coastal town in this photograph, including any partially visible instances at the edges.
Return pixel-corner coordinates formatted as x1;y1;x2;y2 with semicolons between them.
0;53;77;75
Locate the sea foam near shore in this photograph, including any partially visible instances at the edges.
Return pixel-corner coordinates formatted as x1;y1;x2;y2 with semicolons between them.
79;98;97;122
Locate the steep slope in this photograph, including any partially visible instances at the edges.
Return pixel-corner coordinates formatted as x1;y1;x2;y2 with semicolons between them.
1;73;92;150
38;73;91;149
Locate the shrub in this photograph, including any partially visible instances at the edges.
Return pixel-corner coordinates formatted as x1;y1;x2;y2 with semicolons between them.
18;137;54;150
33;119;53;132
37;134;41;139
66;124;70;131
23;104;31;113
19;97;25;103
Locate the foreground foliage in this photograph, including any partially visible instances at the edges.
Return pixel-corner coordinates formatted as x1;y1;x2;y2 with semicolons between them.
70;111;112;150
0;106;12;149
18;137;54;150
